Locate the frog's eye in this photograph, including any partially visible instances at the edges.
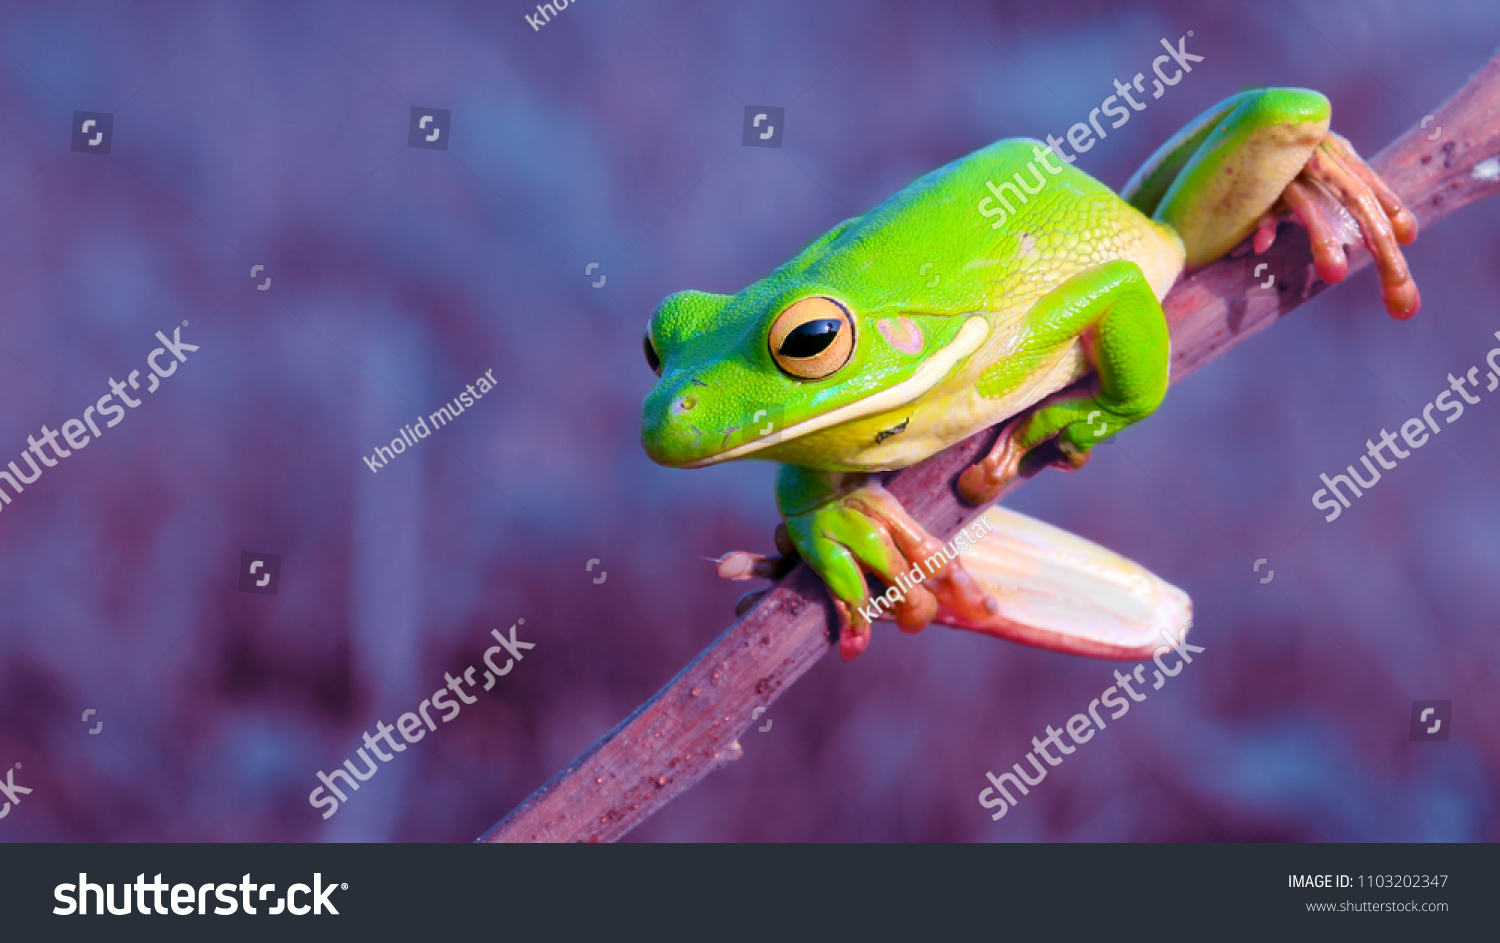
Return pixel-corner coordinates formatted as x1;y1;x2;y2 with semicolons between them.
769;296;855;380
643;332;662;376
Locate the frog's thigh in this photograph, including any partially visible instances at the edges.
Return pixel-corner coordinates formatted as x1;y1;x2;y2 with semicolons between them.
1155;88;1330;267
1006;259;1169;452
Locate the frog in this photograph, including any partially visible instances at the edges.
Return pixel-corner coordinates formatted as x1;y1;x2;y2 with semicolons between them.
640;88;1420;662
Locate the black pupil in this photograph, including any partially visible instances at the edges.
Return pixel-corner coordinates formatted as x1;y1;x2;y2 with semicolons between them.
779;319;842;359
643;334;661;373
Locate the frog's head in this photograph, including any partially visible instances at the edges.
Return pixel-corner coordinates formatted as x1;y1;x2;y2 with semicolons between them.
640;222;991;470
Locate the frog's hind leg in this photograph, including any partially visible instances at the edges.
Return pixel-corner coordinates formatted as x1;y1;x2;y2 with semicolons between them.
1121;88;1328;266
959;259;1168;505
1122;87;1419;318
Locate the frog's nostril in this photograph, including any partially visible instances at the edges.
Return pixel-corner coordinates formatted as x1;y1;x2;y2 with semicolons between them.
679;395;698;411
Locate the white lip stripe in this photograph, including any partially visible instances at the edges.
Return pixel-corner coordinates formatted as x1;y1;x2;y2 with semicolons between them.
693;315;992;466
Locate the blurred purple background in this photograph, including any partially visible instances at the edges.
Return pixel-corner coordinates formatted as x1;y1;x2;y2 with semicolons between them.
0;0;1496;842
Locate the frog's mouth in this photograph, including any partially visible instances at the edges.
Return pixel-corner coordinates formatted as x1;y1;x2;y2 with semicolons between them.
689;315;990;467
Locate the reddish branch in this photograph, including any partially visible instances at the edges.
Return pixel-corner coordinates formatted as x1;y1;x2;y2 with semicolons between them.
479;51;1500;843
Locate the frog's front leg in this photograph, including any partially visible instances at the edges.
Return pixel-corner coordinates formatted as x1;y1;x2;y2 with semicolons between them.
959;260;1168;505
739;465;998;660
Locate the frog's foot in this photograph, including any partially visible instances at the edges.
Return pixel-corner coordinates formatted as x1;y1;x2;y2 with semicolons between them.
766;477;998;661
845;483;1001;637
1259;131;1420;319
710;512;945;660
957;391;1108;506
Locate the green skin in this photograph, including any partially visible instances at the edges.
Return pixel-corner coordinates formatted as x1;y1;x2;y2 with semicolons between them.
641;89;1340;637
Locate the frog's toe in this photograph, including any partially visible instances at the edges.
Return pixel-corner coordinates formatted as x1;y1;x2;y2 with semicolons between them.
1051;438;1093;472
1323;131;1417;244
926;556;1003;627
715;550;793;581
1280;177;1351;284
1252;210;1279;255
890;583;939;634
833;600;870;661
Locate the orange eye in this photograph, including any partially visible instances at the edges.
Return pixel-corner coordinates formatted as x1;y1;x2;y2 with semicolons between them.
768;296;855;380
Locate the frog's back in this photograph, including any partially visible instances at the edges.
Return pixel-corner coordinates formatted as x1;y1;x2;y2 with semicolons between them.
813;138;1184;318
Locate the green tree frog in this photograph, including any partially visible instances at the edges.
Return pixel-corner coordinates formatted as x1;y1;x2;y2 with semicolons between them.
640;89;1419;661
